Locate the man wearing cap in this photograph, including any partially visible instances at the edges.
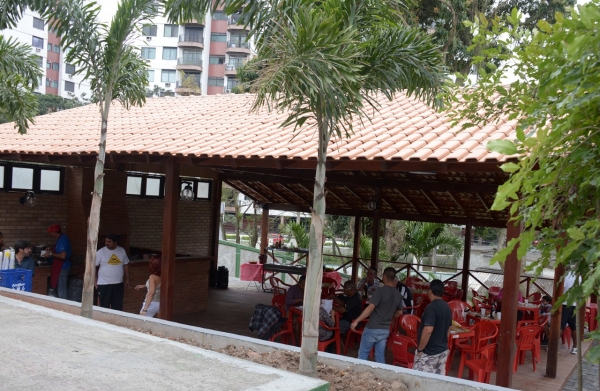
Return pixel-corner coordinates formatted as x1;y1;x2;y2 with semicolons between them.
95;234;130;311
46;224;72;299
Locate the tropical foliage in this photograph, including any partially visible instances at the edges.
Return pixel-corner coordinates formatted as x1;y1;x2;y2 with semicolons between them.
445;2;600;371
393;222;463;266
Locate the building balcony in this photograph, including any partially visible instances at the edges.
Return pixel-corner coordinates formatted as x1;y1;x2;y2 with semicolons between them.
176;57;203;72
178;34;204;49
225;41;250;54
224;64;238;76
175;78;202;95
227;16;248;31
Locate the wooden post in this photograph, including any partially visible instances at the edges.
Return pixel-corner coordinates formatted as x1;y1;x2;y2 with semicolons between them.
370;189;381;270
546;264;565;378
210;177;222;286
159;157;179;321
495;220;522;388
351;215;361;282
260;204;269;254
460;220;472;301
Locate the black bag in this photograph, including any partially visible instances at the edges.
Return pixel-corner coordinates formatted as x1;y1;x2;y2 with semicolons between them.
216;266;229;289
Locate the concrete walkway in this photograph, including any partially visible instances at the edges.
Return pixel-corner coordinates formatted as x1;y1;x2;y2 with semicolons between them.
0;296;328;391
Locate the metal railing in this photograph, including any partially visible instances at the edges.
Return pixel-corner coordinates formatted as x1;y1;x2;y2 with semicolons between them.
227;41;249;49
176;78;201;89
177;57;203;67
225;64;236;71
228;15;242;25
179;33;203;43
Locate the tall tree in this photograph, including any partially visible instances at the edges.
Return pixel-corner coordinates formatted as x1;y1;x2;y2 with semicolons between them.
0;36;42;133
446;3;600;386
240;0;447;374
394;221;463;269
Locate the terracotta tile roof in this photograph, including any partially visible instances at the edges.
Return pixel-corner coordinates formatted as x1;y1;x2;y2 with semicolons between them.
0;92;517;163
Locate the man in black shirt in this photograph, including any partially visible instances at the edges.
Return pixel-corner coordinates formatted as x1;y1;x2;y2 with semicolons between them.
396;277;414;313
332;281;362;335
413;279;452;375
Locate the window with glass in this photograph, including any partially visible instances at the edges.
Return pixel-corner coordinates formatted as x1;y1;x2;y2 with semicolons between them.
64;81;75;92
181;49;202;66
209;56;225;65
210;33;226;42
0;166;4;189
164;24;179;37
229;33;247;46
51;80;58;88
208;77;224;87
184;27;203;42
180;178;212;200
47;43;52;51
52;44;60;53
51;62;59;71
227;78;240;90
65;64;75;74
162;47;177;60
228;55;246;67
0;163;64;194
126;174;165;198
33;17;44;30
161;70;176;83
142;24;158;37
32;36;44;49
46;60;51;69
147;70;155;82
35;56;43;67
141;47;156;59
212;11;228;20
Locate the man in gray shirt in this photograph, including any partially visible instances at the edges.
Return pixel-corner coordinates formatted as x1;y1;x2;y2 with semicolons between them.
351;267;403;363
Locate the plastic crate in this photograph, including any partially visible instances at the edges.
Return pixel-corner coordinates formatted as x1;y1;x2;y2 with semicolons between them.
0;269;33;292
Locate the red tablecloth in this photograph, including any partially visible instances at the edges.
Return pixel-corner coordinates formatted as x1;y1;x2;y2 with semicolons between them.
323;271;342;288
240;263;263;282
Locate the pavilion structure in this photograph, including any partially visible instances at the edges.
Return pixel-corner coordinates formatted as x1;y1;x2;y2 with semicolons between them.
0;92;564;388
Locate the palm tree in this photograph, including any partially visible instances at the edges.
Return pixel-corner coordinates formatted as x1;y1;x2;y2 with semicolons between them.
243;0;447;373
394;222;463;272
0;36;43;134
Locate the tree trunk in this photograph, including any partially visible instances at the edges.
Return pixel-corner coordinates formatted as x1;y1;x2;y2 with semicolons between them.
81;103;110;319
576;300;582;391
299;120;329;375
220;217;227;241
431;247;437;273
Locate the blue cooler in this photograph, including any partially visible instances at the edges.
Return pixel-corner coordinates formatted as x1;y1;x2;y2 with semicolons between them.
0;269;33;292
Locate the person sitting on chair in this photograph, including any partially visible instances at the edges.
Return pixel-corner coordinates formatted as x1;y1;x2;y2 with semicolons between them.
332;281;362;335
285;275;305;310
357;267;381;299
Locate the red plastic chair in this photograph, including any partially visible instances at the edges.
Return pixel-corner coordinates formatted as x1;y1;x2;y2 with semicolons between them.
453;288;464;301
562;325;572;349
405;276;424;289
269;295;295;345
318;311;341;354
488;286;501;297
527;292;542;304
448;300;473;327
465;343;498;383
344;318;368;355
390;333;417;368
321;277;337;298
400;314;421;342
269;276;293;292
443;281;458;301
456;321;498;378
514;325;543;373
472;296;492;313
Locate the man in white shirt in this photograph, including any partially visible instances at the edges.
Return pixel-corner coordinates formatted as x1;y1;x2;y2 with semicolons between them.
561;272;579;354
95;234;130;311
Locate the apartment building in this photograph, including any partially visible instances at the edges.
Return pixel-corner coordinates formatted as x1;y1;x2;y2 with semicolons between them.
1;9;92;99
1;5;253;100
138;9;253;96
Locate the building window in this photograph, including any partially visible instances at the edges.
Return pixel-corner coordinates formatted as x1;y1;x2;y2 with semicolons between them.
47;42;52;51
209;56;225;65
147;70;155;82
180;178;212;200
162;47;177;60
65;64;75;74
64;81;75;92
142;24;158;37
51;62;59;71
164;24;178;37
33;17;44;30
230;33;247;46
161;70;176;83
32;36;44;49
0;163;64;194
210;33;226;42
208;77;224;87
126;174;165;198
183;28;203;42
45;78;50;86
52;44;60;53
228;55;246;67
35;56;43;67
51;80;58;88
227;78;239;90
141;47;156;59
46;60;51;69
212;11;228;20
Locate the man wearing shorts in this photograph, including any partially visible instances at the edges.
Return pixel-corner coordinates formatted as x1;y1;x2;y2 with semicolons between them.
561;272;579;354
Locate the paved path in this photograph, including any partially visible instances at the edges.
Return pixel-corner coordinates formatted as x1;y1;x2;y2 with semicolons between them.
0;295;328;391
562;341;599;391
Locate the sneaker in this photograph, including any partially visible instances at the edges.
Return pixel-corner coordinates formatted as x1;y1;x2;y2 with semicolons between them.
540;339;548;347
571;347;577;355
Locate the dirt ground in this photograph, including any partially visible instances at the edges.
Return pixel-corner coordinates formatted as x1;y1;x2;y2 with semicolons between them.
135;327;408;391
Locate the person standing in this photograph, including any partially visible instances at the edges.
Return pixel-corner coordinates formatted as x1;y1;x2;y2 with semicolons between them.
95;234;130;310
134;255;161;317
351;267;403;363
561;272;580;354
46;224;72;299
13;240;35;275
413;279;452;375
396;277;414;313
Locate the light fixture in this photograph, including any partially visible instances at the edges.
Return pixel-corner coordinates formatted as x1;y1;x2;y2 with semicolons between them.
180;182;194;201
367;199;377;210
19;191;37;207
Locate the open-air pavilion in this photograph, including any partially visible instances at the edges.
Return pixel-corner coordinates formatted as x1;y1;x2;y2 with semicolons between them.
0;92;580;388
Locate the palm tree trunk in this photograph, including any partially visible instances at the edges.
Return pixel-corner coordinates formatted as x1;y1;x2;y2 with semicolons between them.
431;247;437;273
81;102;110;318
300;120;329;375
